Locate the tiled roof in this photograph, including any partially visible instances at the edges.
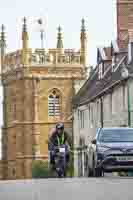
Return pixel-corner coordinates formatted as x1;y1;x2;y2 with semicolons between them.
73;48;133;108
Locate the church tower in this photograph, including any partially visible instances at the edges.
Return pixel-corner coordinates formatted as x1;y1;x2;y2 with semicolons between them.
1;18;87;180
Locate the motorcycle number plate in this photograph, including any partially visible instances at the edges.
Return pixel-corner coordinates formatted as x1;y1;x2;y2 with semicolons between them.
59;147;65;153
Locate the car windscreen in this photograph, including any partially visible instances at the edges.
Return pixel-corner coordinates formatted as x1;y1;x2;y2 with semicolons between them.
98;129;133;143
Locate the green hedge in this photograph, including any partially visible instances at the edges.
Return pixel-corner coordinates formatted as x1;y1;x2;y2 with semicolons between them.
32;153;74;178
32;160;50;178
66;152;74;177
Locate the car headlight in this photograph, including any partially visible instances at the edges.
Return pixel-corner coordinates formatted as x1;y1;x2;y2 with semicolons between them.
97;146;110;153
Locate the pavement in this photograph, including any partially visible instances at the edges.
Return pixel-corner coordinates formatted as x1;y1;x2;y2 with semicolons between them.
0;177;133;200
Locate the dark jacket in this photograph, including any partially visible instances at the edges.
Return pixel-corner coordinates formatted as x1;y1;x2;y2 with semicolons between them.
49;130;72;148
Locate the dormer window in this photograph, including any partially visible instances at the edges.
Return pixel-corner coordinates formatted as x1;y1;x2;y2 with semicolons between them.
112;55;116;72
98;62;104;79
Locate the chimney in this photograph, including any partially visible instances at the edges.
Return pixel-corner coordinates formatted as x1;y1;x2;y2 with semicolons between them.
117;0;128;49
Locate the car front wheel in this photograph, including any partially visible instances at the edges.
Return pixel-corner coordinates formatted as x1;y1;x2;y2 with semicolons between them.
94;168;103;177
88;167;94;177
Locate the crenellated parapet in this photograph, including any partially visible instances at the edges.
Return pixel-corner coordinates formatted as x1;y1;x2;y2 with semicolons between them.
2;48;82;74
0;17;87;75
30;48;81;65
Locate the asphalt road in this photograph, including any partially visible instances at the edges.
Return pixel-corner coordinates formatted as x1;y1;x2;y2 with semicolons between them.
0;177;133;200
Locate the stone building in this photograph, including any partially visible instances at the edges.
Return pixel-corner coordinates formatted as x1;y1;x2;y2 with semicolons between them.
0;18;87;179
73;42;133;176
72;0;133;176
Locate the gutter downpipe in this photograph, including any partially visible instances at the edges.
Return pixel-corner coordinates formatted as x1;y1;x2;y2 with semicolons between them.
100;97;103;128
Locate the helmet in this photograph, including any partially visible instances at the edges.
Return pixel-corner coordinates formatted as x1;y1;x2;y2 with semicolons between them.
56;123;64;130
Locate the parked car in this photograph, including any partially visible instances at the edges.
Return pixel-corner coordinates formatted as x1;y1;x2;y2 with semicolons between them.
87;127;133;177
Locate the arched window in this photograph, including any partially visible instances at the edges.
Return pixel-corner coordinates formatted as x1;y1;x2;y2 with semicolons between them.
48;89;61;116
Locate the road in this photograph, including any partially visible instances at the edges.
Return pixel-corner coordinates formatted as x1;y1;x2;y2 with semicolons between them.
0;177;133;200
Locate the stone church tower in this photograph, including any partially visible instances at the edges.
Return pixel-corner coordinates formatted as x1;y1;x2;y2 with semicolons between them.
0;18;87;179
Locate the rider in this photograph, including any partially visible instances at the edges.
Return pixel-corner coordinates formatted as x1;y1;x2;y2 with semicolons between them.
49;123;71;168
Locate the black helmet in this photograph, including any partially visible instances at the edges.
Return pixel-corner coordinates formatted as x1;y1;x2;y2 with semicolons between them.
56;123;64;130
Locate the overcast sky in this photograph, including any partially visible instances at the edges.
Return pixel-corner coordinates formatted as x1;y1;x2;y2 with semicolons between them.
0;0;117;156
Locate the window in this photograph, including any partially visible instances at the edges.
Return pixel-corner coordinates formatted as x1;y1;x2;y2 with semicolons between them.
97;101;100;122
98;62;104;79
80;110;85;129
48;89;61;116
90;105;94;127
112;56;116;72
88;105;91;121
99;129;133;143
128;42;132;64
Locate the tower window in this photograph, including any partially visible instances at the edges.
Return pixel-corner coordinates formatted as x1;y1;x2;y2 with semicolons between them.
48;90;61;116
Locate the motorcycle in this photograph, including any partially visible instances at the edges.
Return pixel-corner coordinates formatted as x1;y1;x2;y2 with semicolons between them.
50;144;69;178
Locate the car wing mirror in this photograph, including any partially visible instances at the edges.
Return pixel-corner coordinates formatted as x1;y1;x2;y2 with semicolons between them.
91;139;96;145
